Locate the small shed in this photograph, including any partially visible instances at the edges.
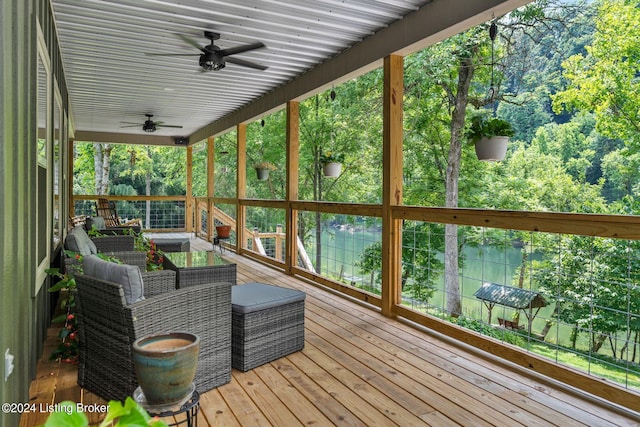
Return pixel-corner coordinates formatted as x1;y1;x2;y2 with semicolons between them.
473;282;548;331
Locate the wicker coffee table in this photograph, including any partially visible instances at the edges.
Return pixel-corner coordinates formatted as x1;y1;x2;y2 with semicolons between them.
163;251;237;288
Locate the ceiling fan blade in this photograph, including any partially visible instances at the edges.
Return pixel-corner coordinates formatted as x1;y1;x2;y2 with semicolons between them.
226;57;268;71
177;33;206;53
120;124;141;128
220;42;265;57
157;124;184;128
145;53;200;56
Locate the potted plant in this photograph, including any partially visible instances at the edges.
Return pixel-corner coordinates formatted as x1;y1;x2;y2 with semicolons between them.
466;116;514;161
253;161;276;180
319;151;345;177
215;224;231;239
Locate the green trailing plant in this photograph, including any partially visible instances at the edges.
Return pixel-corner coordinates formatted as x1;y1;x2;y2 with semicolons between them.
46;251;122;363
253;161;277;171
41;397;169;427
87;225;106;238
46;251;81;363
465;115;514;144
319;151;345;164
129;230;165;271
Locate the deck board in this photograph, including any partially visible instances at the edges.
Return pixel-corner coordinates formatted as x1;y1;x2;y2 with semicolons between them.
21;236;640;426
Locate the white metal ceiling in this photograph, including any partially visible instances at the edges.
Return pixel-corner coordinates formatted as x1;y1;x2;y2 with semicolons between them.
50;0;430;139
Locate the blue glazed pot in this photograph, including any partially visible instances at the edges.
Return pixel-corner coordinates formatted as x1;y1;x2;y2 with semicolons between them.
132;332;200;405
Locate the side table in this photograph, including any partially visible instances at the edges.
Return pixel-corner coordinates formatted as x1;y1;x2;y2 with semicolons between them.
134;386;199;427
213;236;230;253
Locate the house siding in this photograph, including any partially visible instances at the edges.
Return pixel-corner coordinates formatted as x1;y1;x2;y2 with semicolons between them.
1;1;68;425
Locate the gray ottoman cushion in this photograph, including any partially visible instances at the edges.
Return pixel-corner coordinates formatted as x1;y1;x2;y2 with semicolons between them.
153;238;190;252
232;282;305;314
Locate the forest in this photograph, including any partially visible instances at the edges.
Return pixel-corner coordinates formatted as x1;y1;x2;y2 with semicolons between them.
72;0;640;384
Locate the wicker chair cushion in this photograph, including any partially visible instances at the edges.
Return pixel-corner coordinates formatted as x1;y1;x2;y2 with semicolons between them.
85;216;106;230
82;254;145;304
65;226;98;256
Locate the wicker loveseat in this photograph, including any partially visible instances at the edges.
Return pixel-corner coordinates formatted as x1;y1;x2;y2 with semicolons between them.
75;255;232;401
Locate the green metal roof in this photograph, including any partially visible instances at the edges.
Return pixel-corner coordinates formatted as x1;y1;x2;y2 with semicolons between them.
473;283;547;309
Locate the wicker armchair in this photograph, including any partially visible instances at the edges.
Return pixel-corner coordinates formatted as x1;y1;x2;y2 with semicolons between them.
75;272;232;401
64;226;146;273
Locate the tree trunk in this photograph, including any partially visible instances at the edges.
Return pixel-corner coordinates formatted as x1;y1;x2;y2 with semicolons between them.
513;245;529;326
146;170;151;229
591;333;607;353
94;144;103;195
313;144;323;274
93;143;111;195
443;53;475;317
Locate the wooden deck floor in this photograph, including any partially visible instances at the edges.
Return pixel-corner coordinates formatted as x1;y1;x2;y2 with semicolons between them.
22;236;640;426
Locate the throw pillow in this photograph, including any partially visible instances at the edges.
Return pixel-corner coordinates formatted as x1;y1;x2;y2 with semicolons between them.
85;216;106;231
82;254;145;304
64;226;98;256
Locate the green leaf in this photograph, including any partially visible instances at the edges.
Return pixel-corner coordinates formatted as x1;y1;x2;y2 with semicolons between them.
99;397;168;427
42;401;88;427
51;314;67;323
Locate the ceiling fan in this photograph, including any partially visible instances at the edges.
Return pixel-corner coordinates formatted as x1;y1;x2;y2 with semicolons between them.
149;31;267;72
120;114;183;133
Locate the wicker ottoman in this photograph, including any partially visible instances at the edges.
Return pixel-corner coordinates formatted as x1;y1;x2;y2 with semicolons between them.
231;282;305;371
153;238;190;252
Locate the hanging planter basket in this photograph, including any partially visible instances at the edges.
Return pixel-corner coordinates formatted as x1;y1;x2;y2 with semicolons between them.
255;167;270;181
322;162;342;177
475;136;509;161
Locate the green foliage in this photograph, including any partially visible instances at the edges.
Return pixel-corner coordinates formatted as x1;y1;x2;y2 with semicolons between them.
319;151;345;164
356;222;445;301
46;251;123;362
465;116;515;143
535;234;640;354
552;0;640;148
452;317;525;346
41;397;168;427
46;250;83;362
128;230;165;271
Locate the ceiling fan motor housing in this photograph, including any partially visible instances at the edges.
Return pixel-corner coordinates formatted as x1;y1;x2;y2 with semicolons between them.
200;52;225;71
143;120;156;132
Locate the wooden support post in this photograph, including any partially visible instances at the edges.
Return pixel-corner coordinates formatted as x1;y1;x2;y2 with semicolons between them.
381;55;404;318
207;136;215;241
186;145;193;233
237;123;247;253
276;224;283;261
286;101;300;274
67;139;75;219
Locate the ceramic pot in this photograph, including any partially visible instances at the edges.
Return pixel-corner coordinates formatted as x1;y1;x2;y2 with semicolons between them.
322;162;342;177
215;225;231;238
132;332;200;405
475;136;509;161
